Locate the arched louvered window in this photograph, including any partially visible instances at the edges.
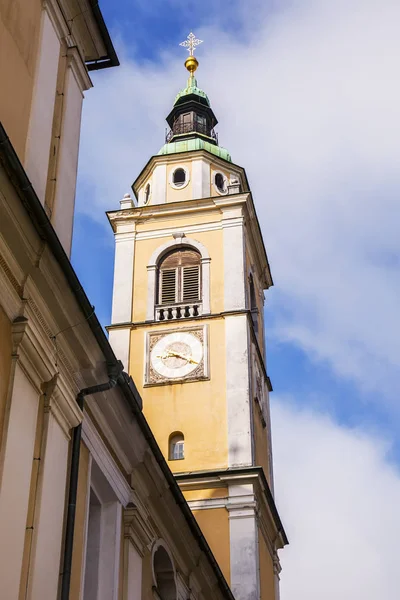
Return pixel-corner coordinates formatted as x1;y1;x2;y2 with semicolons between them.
158;248;201;305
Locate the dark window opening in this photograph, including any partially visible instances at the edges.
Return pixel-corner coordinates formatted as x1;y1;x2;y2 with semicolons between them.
173;168;186;187
215;173;226;193
144;183;151;204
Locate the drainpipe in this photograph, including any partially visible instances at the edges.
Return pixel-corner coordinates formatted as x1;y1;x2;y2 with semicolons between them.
60;361;123;600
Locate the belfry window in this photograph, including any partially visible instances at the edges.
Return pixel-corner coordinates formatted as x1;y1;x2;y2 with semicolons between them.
158;248;201;305
215;173;226;194
172;168;186;187
144;183;151;204
169;433;185;460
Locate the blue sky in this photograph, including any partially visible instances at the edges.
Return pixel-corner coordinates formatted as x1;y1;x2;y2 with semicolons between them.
72;1;400;597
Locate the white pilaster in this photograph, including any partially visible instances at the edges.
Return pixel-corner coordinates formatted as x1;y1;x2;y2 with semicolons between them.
201;257;211;314
152;164;167;204
0;364;40;599
51;47;92;256
225;314;252;466
192;158;210;199
27;379;81;600
24;7;61;203
222;208;246;311
228;483;259;600
111;226;136;325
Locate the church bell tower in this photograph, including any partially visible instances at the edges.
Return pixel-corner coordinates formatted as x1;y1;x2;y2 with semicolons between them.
107;33;287;600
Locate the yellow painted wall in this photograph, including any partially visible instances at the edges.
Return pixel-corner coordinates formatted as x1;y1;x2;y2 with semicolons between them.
70;442;90;599
0;0;42;160
166;161;192;203
183;487;228;502
135;210;221;234
132;227;225;322
259;529;276;600
192;508;230;584
130;318;228;472
0;304;12;449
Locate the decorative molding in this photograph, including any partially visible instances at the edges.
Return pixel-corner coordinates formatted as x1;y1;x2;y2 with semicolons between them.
82;412;133;507
66;46;93;92
124;505;157;557
43;0;70;40
42;374;82;438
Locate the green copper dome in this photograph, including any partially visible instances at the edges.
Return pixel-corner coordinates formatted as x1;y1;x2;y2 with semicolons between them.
158;138;232;162
174;75;210;106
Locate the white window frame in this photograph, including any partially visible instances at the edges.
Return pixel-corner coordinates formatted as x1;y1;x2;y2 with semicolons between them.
169;166;190;190
146;237;210;321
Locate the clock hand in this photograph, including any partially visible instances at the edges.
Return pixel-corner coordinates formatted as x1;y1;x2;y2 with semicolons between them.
169;351;198;364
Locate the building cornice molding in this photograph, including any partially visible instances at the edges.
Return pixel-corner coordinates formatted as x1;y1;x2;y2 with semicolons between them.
43;0;70;41
175;467;288;549
66;46;93;92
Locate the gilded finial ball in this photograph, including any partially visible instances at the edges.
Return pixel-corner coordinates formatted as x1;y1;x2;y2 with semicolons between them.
185;55;199;75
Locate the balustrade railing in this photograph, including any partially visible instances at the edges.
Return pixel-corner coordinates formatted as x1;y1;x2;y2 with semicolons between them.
155;302;202;321
166;121;218;144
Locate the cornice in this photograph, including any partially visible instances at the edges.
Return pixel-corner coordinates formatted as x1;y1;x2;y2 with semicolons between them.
67;46;93;92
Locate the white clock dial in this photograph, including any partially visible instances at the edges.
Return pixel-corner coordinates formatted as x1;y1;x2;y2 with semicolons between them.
150;331;203;379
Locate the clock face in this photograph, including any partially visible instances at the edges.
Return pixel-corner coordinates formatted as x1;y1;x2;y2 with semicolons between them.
150;331;203;380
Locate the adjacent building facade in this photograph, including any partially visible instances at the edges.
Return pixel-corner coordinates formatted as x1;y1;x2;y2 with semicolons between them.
108;49;287;600
0;7;252;600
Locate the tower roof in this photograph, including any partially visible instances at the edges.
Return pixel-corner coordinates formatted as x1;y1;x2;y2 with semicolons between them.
160;33;231;160
173;74;210;107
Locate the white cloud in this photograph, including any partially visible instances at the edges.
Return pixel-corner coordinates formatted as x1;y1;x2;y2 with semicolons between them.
272;398;400;600
77;0;400;400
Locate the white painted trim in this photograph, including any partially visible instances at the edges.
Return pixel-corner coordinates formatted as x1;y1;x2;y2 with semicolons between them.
147;237;210;321
225;314;252;467
169;165;190;190
108;328;131;372
192;159;210;199
211;170;229;196
151;164;167;205
148;236;210;267
111;229;136;324
187;498;227;511
228;483;260;600
82;413;132;507
222;207;246;311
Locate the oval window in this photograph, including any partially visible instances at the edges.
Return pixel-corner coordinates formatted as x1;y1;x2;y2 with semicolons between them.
215;173;226;193
173;168;186;187
144;183;151;204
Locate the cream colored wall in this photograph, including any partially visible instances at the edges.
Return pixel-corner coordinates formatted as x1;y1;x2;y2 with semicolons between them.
130;318;228;472
132;227;225;322
192;508;230;584
0;0;42;160
259;528;276;600
0;304;12;449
